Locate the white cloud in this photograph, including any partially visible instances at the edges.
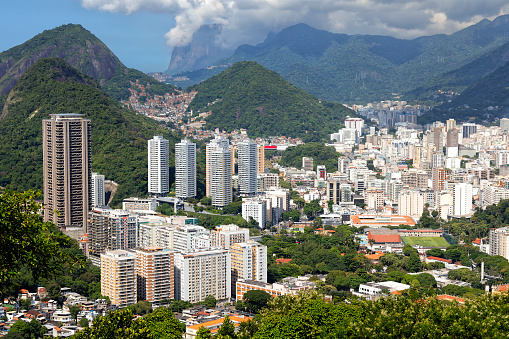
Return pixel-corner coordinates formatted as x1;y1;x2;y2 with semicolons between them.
80;0;509;49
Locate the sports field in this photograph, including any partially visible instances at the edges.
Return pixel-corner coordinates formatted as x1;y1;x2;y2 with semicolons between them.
401;236;450;248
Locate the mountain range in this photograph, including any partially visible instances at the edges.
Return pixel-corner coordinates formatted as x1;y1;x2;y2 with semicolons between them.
169;16;509;104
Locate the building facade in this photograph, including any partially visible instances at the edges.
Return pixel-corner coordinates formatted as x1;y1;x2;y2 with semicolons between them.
175;139;197;199
101;250;137;308
91;172;105;207
231;241;267;297
43;113;91;230
135;247;174;305
242;198;267;228
238;140;258;195
206;136;232;207
148;136;170;196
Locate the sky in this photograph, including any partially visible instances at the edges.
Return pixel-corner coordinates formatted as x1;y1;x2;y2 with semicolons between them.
2;0;509;73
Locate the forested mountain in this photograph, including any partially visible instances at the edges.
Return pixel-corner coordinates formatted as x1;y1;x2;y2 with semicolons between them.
187;61;354;141
171;15;509;103
0;58;181;206
0;24;175;103
418;60;509;123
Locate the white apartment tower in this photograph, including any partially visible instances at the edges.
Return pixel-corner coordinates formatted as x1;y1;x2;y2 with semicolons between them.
211;224;250;249
242;198;267;228
175;139;196;199
238;139;258;195
91;172;105;207
453;183;473;216
43;113;91;230
174;248;231;303
206;136;232;207
148;136;169;196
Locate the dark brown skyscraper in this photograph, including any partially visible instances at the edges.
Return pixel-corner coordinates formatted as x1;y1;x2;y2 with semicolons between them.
43;113;91;231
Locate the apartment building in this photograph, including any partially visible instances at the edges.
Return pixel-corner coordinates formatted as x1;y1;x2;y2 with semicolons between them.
173;225;211;252
257;173;280;191
43;113;91;230
242;198;267;228
238;139;258;195
135;247;174;305
236;276;316;301
206;136;232;207
138;223;176;249
210;224;250;249
91;172;105;207
101;250;136;308
231;241;267;297
175;139;197;199
174;248;231;303
148;136;170;196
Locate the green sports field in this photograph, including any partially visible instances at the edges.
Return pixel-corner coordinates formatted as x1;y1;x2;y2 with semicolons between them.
401;236;450;248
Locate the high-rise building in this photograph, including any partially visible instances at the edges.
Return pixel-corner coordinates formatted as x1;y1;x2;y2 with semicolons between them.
433;127;443;150
206;136;232;207
91;172;105;207
398;189;424;219
453;183;473;216
257;173;280;191
101;250;137;308
338;157;351;174
257;145;265;174
364;188;384;210
432;168;447;192
317;165;327;180
462;123;477;139
174;248;231;303
302;157;314;171
501;118;509;134
489;227;509;257
238;140;258;195
87;208;138;266
175;139;196;199
148;136;169;196
344;117;365;135
242;198;267;228
431;151;445;168
135;247;174;305
231;241;267;297
43;113;91;231
172;225;211;252
211;224;250;249
446;119;456;132
446;128;459;148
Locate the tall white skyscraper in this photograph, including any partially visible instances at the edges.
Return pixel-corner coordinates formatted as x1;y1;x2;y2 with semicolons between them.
148;136;169;196
175;139;196;199
206;136;232;207
238;139;258;195
91;172;105;207
454;183;473;216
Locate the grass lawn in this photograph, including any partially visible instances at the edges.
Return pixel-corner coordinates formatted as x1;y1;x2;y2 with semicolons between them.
401;236;450;248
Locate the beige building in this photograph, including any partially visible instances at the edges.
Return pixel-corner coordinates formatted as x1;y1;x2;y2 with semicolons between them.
101;250;136;308
302;157;313;171
211;224;250;249
135;247;174;305
43;113;91;231
257;173;280;191
432;167;447;192
257;145;265;174
231;241;267;297
398;190;424;219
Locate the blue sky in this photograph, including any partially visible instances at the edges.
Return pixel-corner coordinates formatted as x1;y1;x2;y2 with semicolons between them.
0;0;175;72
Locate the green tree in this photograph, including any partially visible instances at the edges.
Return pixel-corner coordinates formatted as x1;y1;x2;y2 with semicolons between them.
135;307;183;339
200;196;212;206
74;309;150;339
408;252;422;273
244;290;272;313
170;300;192;313
196;326;213;339
79;317;89;328
69;305;82;323
216;315;238;339
204;295;217;308
0;190;83;291
20;298;31;310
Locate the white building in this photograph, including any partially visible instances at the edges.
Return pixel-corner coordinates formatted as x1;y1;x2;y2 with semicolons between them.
206;136;232;207
174;248;231;303
238;139;258;195
148;136;169;196
231;241;267;296
122;197;159;212
344;117;365;136
173;225;211;252
398;190;424;219
91;172;105;207
453;183;473;216
357;281;410;297
138;222;176;249
330;128;359;144
175;139;196;199
211;224;250;249
242;198;267;228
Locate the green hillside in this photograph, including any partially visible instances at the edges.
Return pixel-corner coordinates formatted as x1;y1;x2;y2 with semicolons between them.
0;58;181;206
0;24;175;102
172;16;509;103
187;61;354;141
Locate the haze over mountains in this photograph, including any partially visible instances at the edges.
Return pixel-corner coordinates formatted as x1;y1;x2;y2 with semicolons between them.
168;15;509;104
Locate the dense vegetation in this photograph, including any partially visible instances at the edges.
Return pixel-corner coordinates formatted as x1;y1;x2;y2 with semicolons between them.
278;142;339;171
0;58;181;206
173;17;509;103
0;23;175;101
187;61;353;141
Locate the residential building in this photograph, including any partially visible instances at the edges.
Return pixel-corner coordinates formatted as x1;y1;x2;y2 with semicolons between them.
501;118;509;133
257;145;265;174
175;139;197;199
257;173;280;191
462;123;477;138
173;225;211;252
91;172;105;207
238;139;258;195
138;222;176;249
135;247;174;305
398;189;424;219
317;165;327;180
344;117;365;135
364;188;384;210
43;113;91;231
206;136;232;207
185;315;251;339
432;167;447;191
148;136;170;196
489;227;509;258
482;186;509;206
236;276;316;301
101;250;136;308
174;248;231;303
453;183;473;216
231;241;267;296
211;224;250;249
242;198;267;228
122;197;159;211
302;157;314;171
